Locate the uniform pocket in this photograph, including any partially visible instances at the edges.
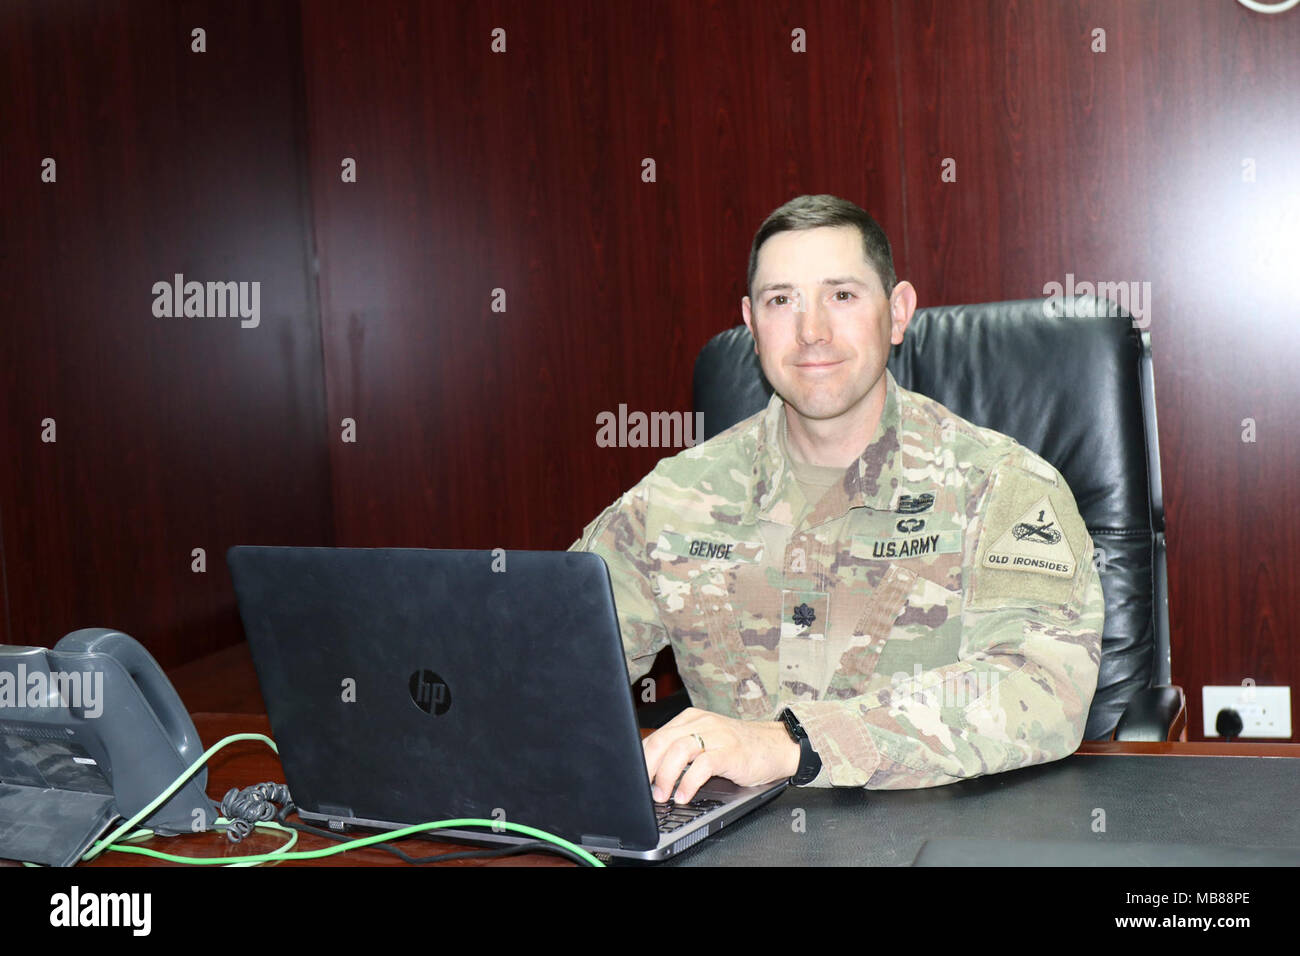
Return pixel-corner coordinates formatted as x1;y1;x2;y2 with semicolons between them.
674;571;770;719
824;563;916;699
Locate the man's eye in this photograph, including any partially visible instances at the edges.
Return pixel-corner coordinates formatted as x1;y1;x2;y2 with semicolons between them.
835;290;855;301
768;295;788;306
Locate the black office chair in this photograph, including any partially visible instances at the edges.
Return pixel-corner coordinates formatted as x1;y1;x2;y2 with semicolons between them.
639;295;1182;743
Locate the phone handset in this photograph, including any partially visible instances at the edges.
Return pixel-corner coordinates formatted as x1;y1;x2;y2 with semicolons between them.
54;628;205;771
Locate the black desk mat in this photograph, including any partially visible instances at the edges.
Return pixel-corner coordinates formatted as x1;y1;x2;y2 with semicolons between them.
665;753;1300;866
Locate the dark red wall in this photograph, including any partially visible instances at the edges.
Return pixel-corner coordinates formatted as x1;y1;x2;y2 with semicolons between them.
300;0;1300;741
4;0;1297;738
0;1;332;667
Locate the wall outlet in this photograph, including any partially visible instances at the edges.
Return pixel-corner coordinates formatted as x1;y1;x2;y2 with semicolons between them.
1202;685;1292;738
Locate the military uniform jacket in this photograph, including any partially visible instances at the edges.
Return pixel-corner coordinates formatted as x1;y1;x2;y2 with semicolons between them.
570;369;1105;789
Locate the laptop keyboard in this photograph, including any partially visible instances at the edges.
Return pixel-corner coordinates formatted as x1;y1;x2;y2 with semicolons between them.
653;797;724;833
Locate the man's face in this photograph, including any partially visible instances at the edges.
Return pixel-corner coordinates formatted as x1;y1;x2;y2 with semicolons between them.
742;225;910;426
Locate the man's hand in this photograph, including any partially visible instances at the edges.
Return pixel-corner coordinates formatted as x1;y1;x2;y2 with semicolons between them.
642;706;800;804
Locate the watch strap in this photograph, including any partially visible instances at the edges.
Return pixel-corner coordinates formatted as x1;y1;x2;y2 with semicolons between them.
779;707;823;786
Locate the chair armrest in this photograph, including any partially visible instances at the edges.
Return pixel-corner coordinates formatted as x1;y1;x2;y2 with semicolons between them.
1113;685;1187;741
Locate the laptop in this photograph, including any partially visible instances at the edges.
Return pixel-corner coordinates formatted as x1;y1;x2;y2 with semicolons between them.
226;546;787;863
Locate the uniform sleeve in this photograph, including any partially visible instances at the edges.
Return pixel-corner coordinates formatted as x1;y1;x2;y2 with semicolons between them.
787;448;1105;789
567;480;671;685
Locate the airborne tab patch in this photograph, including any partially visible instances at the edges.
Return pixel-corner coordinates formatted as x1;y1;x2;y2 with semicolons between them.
981;495;1076;578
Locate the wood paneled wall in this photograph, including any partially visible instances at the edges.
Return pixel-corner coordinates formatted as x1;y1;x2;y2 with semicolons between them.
0;1;332;667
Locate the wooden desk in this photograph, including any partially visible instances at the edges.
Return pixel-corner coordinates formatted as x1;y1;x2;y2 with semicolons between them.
9;640;1294;867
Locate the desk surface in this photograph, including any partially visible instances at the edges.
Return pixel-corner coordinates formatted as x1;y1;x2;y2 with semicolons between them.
34;713;1293;868
668;744;1300;866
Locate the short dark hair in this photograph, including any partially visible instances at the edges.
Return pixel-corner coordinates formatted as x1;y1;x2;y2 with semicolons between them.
746;194;897;302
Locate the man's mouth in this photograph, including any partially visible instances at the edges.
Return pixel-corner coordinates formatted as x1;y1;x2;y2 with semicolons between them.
794;359;844;369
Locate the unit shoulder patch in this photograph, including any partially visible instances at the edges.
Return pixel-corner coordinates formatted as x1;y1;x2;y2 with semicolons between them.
981;495;1077;578
967;460;1092;613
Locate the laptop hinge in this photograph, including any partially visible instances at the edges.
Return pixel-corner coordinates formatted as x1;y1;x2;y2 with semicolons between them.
316;804;354;830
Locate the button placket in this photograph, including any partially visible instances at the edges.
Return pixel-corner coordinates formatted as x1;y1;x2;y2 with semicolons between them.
779;531;831;699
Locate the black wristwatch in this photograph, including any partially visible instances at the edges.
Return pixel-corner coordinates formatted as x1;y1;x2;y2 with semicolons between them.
778;707;822;786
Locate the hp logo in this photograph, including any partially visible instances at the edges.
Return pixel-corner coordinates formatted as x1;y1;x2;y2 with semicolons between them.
409;670;451;716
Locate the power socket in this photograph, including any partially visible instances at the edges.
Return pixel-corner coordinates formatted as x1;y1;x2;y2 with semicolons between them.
1201;685;1292;738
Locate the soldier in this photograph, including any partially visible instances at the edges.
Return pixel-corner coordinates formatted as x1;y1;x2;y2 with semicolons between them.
570;194;1104;805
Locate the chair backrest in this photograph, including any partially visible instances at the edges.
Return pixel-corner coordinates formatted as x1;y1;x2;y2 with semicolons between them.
692;296;1168;741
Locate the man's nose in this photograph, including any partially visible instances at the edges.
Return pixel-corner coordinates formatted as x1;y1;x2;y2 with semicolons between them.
794;292;830;344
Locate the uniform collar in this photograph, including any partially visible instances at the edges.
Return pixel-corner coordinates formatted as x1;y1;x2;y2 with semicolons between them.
746;367;903;526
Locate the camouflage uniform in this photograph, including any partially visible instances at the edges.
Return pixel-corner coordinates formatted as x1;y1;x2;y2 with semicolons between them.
569;368;1104;789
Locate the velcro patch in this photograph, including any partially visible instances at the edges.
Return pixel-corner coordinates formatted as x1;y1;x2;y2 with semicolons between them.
853;531;963;559
653;531;763;564
1011;454;1060;487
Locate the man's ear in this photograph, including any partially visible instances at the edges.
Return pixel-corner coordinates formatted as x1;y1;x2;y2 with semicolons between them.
889;281;918;345
741;296;759;354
